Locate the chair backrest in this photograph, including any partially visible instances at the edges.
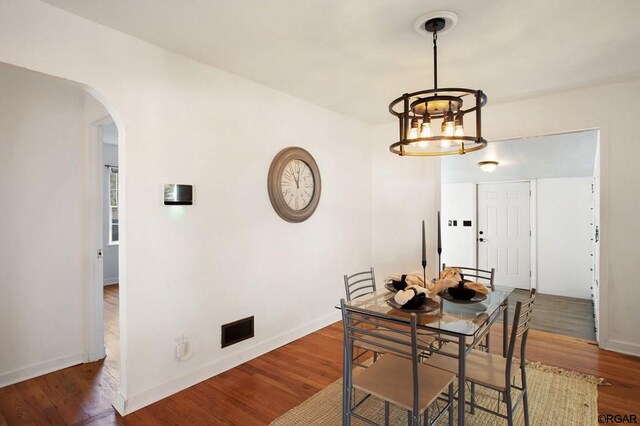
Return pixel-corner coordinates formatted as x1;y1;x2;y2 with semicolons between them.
442;264;495;290
505;288;537;378
343;267;376;301
341;299;425;414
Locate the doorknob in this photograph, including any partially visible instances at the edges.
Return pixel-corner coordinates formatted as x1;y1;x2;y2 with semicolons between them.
479;238;486;242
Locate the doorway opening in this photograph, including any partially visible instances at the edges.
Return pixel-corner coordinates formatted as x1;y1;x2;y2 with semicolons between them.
99;119;120;383
440;130;600;342
0;63;125;418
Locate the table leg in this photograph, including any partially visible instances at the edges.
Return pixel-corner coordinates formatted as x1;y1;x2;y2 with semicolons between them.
503;299;509;357
457;334;466;426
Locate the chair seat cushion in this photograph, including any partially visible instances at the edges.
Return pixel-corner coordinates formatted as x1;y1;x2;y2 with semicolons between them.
353;354;455;411
425;349;520;391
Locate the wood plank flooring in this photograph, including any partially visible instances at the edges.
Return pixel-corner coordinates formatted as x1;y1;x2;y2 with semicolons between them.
504;289;596;341
1;288;637;425
103;285;120;382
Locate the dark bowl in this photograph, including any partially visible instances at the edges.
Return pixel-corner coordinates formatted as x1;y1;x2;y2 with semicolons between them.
402;292;426;309
392;280;408;291
447;286;476;300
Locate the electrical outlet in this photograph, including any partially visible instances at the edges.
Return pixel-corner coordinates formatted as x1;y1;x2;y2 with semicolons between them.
175;335;193;362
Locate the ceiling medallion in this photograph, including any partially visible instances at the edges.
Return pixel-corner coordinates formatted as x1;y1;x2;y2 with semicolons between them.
389;13;487;156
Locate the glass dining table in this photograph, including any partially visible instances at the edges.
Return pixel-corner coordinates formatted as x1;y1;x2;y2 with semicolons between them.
341;285;513;426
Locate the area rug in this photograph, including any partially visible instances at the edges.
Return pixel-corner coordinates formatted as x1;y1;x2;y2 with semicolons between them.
270;362;604;425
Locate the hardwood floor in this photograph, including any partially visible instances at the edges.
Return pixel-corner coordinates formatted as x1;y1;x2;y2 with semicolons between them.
104;285;120;382
1;297;638;425
505;289;596;341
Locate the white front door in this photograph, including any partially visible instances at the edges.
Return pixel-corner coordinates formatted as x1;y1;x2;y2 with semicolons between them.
477;182;531;289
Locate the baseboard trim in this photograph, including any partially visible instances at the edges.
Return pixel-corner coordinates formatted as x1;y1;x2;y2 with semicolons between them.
103;278;119;286
0;352;84;388
601;338;640;357
113;390;127;416
119;310;341;415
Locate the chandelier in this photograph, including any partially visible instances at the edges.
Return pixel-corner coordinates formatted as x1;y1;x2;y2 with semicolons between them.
389;15;487;156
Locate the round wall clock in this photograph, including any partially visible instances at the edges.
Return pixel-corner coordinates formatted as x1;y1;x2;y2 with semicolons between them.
267;147;321;223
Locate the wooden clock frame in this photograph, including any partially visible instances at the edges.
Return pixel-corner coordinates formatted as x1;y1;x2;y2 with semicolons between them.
267;147;321;223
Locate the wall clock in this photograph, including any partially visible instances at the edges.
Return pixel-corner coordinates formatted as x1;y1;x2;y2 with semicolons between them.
267;147;321;223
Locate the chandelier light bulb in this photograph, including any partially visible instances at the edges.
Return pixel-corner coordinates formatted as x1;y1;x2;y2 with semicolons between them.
454;112;465;136
442;109;455;137
420;114;432;138
408;118;419;140
443;120;455;137
419;127;431;148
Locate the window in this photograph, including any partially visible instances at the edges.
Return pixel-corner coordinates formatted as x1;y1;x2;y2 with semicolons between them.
109;167;119;245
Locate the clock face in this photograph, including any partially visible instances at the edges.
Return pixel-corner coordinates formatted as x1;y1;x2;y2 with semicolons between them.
280;159;315;211
267;147;321;223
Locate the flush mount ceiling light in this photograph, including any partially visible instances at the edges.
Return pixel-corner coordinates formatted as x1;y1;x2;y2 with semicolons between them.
479;161;499;172
389;12;487;156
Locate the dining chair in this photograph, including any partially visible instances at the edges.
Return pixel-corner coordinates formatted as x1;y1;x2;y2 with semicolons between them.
341;299;455;426
343;267;437;367
344;267;377;301
441;264;495;290
439;264;496;352
425;289;537;426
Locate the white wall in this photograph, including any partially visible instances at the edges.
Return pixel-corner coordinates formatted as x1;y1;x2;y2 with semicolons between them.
537;177;593;299
0;67;106;387
371;122;440;283
441;183;476;268
0;1;372;413
103;143;119;285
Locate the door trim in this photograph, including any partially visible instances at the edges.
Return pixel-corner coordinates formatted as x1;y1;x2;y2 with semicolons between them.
85;115;112;362
475;180;534;290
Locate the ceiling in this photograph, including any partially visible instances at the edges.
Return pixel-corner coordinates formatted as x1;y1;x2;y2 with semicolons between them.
441;130;598;184
43;0;640;123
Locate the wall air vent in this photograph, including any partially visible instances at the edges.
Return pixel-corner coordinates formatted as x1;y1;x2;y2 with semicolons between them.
221;316;254;348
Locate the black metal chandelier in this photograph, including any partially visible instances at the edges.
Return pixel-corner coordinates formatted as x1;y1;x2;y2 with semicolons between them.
389;17;487;156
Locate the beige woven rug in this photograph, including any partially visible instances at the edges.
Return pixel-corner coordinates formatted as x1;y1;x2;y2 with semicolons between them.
270;362;603;425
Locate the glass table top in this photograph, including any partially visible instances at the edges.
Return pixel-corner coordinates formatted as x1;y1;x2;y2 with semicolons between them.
342;286;513;337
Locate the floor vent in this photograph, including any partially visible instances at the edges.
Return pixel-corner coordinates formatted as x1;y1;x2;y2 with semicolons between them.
221;316;254;348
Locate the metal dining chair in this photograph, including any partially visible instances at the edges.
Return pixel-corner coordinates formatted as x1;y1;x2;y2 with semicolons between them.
441;264;495;290
343;268;437;367
341;299;455;426
439;264;496;352
344;267;377;301
425;289;537;426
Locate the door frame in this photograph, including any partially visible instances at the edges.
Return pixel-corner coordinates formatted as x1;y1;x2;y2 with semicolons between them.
474;180;536;291
85;115;112;362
